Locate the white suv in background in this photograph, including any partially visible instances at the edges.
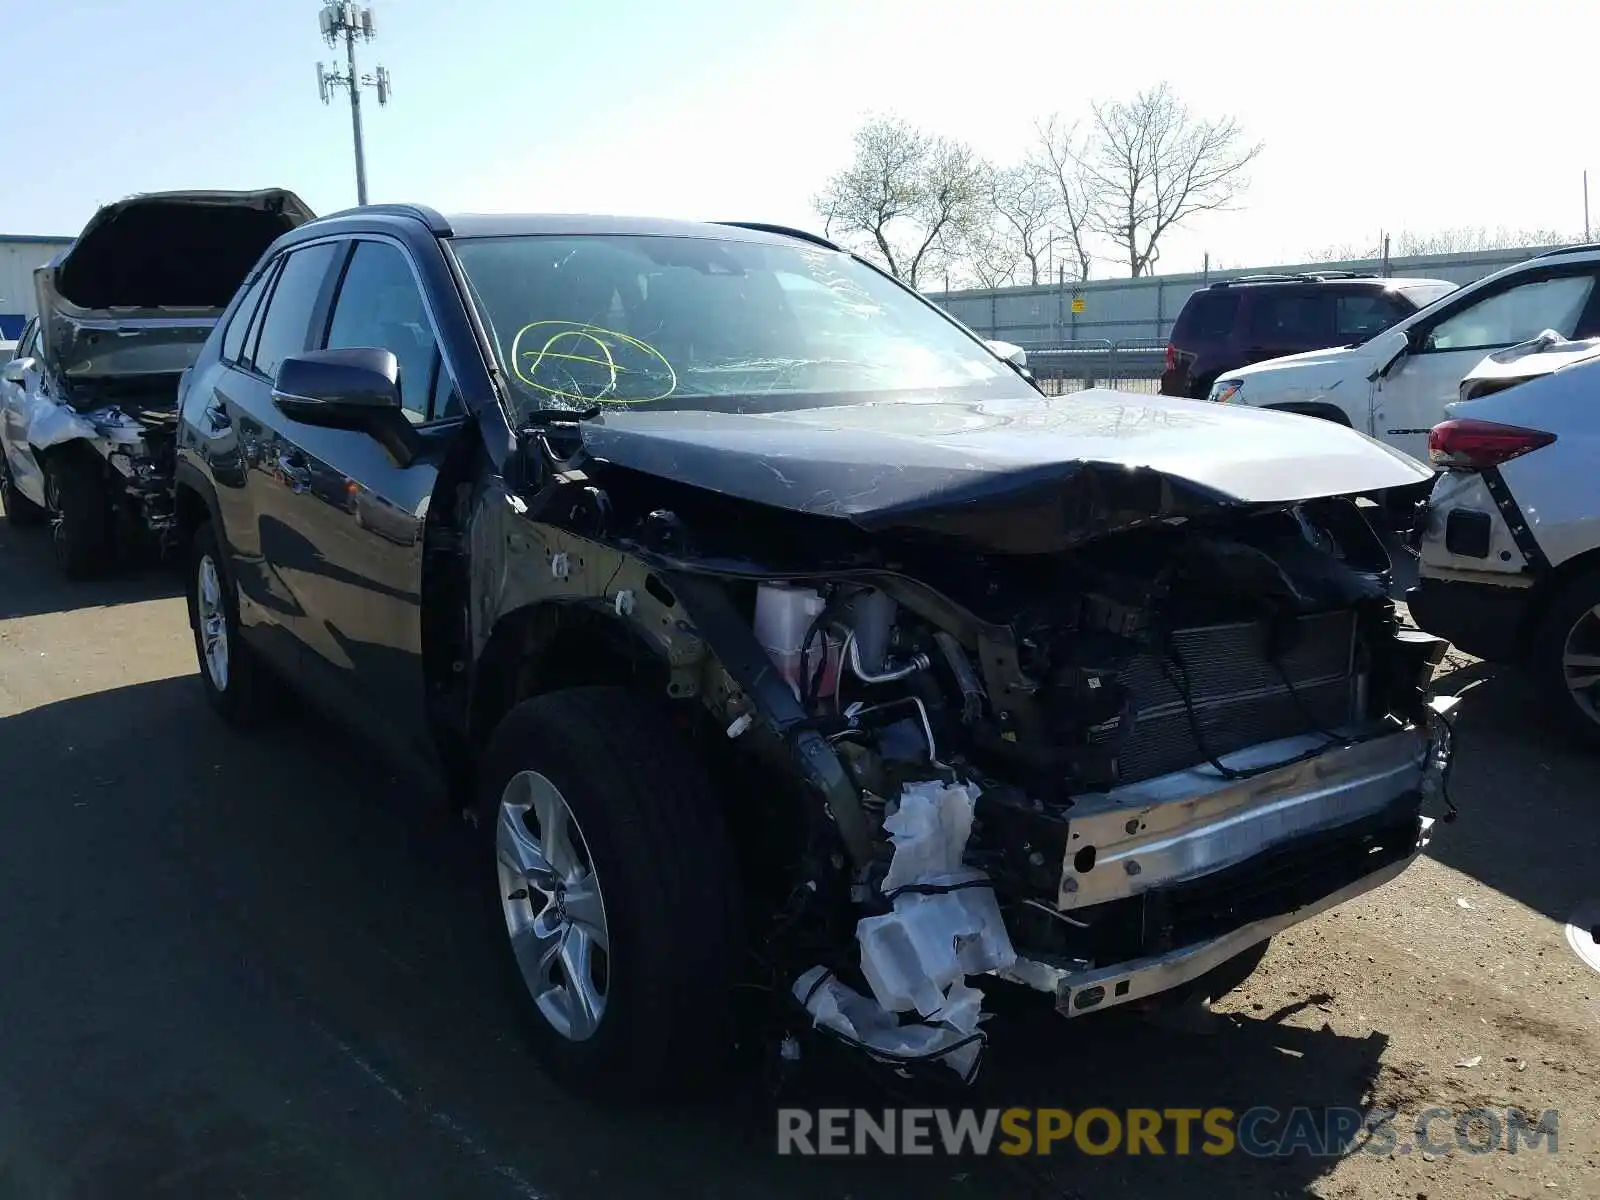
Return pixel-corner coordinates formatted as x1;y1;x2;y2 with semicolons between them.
1207;245;1600;466
1406;335;1600;746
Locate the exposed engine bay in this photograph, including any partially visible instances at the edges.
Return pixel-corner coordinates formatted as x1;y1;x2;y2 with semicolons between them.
463;423;1457;1084
706;500;1448;1075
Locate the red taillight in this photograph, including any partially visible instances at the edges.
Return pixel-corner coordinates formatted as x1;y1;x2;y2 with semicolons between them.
1428;418;1556;470
1164;343;1177;372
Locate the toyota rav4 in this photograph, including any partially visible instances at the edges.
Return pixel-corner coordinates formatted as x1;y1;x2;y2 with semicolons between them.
172;205;1457;1097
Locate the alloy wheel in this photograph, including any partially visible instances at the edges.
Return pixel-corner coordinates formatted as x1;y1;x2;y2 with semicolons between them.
1561;603;1600;728
496;770;610;1041
43;470;64;558
196;554;230;692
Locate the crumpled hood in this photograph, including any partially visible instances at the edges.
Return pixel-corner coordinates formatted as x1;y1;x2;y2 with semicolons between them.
580;391;1431;553
37;188;314;380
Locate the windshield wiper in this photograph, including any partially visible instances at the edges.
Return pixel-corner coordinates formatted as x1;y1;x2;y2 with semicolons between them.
518;405;601;432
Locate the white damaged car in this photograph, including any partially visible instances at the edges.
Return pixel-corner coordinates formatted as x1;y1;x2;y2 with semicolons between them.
1207;245;1600;491
0;189;312;576
1407;332;1600;745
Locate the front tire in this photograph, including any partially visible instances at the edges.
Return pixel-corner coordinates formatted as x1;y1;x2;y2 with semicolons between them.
1531;567;1600;749
478;686;742;1100
43;451;113;578
188;521;279;727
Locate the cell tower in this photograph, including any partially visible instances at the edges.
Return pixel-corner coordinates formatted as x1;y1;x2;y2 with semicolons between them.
315;3;392;206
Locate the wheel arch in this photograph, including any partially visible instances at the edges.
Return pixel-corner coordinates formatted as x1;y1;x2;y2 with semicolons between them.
171;462;223;550
1517;544;1600;658
1264;400;1353;426
467;600;673;754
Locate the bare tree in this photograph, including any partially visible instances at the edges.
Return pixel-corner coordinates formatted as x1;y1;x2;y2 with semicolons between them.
1078;83;1261;277
814;117;986;289
1031;117;1099;280
1394;226;1577;256
953;211;1023;289
1304;226;1580;262
988;164;1060;285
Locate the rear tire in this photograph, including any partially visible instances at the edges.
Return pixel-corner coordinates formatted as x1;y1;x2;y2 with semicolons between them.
477;686;743;1100
0;452;46;527
1530;567;1600;750
188;521;280;728
43;451;113;578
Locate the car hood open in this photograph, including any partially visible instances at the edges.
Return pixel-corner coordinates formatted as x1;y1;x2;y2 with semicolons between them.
580;391;1432;553
36;188;314;381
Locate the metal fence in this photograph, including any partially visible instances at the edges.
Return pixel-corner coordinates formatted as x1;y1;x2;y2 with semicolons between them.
931;244;1564;349
1028;339;1166;395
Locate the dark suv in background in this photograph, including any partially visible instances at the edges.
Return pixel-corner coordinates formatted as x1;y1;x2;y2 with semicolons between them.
1159;272;1457;399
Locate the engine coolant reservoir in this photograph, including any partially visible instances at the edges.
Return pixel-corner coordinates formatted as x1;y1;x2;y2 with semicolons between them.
753;583;841;701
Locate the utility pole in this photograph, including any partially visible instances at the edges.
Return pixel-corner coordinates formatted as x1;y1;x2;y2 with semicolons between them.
1585;171;1591;242
316;3;391;206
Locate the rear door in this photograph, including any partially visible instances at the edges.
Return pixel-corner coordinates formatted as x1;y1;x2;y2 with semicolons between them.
266;235;461;773
1374;265;1600;461
191;239;343;674
1239;287;1335;365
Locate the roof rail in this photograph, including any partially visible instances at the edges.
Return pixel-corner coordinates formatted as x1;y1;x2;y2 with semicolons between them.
315;203;453;235
1209;270;1379;289
1532;242;1600;259
714;221;840;250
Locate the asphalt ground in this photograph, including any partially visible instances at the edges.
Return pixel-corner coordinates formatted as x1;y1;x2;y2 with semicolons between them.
0;507;1595;1199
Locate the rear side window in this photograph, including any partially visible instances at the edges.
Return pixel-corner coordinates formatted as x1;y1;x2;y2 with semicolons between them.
1178;292;1240;340
1334;293;1408;341
249;243;338;380
1245;292;1332;343
221;269;273;364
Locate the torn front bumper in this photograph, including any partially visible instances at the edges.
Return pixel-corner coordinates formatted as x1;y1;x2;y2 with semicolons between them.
1000;724;1443;1017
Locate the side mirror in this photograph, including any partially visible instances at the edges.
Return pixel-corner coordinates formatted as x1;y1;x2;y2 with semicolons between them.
272;347;418;466
1366;327;1413;382
3;356;37;383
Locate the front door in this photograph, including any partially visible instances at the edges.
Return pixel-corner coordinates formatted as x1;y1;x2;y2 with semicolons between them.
1374;268;1600;461
266;236;461;775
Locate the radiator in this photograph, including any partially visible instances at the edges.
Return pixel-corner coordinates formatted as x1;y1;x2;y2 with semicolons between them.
1110;610;1359;784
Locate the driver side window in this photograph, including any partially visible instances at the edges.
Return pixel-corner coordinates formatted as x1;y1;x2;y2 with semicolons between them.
323;240;446;422
1427;274;1597;352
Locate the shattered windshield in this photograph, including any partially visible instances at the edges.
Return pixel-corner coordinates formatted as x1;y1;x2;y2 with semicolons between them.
449;233;1035;416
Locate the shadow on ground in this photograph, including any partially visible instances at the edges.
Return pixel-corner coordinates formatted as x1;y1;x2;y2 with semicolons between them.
1422;656;1600;925
0;511;179;620
0;673;1394;1200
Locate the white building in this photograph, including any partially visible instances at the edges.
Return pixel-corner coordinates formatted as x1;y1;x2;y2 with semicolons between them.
1;234;74;341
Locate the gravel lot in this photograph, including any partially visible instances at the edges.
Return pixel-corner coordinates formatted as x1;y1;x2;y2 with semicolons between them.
0;507;1595;1199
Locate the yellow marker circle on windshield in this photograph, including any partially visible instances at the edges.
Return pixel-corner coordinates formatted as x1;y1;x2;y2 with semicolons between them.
509;321;677;404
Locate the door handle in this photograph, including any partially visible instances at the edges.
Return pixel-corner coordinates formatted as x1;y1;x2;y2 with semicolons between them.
276;450;311;491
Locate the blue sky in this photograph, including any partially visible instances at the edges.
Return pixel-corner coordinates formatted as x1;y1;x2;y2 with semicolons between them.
1;0;1591;274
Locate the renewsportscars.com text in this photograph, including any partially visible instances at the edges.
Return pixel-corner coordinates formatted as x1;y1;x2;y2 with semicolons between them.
776;1106;1560;1158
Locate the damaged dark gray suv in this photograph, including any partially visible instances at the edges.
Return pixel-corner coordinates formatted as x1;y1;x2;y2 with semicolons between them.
173;206;1458;1096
